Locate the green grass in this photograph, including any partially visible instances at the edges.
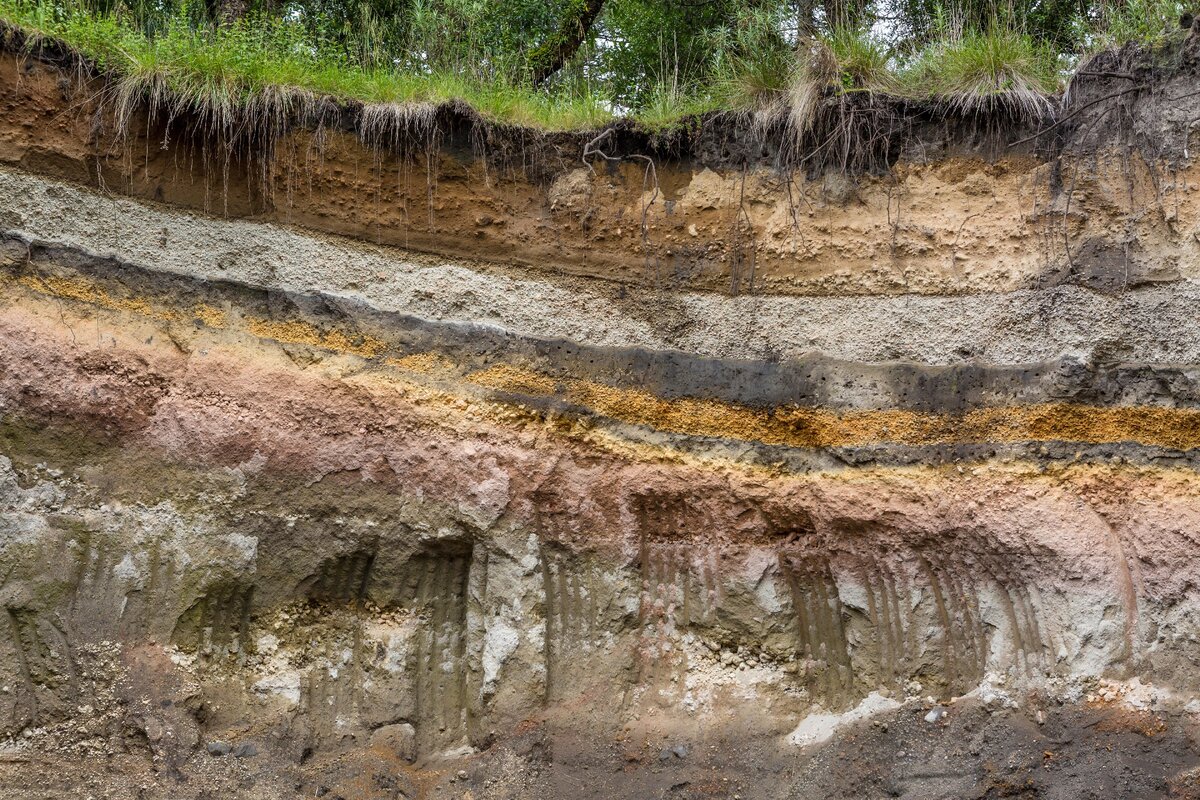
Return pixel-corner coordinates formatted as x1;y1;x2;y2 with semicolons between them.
1092;0;1185;50
632;80;720;132
0;0;615;131
902;28;1062;121
825;27;896;93
0;0;1188;139
705;6;797;115
781;28;899;136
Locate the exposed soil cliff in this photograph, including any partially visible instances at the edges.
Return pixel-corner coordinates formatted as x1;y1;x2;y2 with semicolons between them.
4;32;1200;800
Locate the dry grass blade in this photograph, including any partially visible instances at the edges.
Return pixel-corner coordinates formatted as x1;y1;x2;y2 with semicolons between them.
786;39;839;142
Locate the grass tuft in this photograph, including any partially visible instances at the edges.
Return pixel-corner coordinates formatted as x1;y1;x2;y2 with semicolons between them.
825;27;897;93
904;28;1061;123
632;79;718;132
784;29;898;139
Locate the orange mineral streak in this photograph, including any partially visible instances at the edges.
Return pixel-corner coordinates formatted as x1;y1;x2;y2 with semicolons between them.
11;270;1200;452
383;352;458;376
466;364;1200;451
245;319;389;359
11;273;228;327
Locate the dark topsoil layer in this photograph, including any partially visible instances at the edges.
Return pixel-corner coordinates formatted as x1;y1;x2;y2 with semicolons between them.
6;21;1200;183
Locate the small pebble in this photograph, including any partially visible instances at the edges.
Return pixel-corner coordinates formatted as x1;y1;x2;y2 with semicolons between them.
206;741;232;757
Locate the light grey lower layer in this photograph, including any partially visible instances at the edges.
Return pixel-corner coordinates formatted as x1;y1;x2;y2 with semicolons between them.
2;164;1197;368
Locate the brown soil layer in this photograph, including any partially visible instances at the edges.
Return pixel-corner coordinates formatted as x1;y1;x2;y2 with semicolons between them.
2;46;1200;297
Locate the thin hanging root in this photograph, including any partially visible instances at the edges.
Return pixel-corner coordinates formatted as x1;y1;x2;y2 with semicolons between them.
580;130;661;280
1009;85;1145;148
778;93;906;177
730;166;758;296
359;102;438;155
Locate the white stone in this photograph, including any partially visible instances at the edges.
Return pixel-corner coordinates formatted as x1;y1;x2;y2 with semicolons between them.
786;692;901;748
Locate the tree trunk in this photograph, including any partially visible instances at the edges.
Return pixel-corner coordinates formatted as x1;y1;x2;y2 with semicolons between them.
795;0;817;36
529;0;607;86
207;0;248;25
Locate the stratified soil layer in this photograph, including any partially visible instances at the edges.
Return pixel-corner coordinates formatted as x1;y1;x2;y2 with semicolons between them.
4;36;1200;800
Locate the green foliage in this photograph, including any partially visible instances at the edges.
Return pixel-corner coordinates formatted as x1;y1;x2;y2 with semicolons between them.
891;0;1085;51
707;4;797;112
633;77;718;131
598;0;744;107
1092;0;1185;49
